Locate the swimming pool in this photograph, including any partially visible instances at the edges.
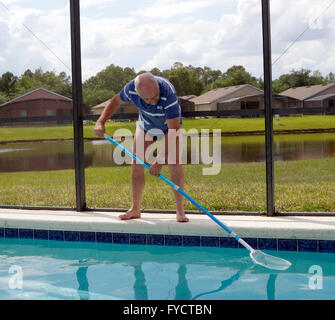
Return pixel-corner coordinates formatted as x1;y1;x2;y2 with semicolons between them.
0;237;334;300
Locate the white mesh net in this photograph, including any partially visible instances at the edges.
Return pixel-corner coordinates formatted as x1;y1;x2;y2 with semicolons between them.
250;250;291;271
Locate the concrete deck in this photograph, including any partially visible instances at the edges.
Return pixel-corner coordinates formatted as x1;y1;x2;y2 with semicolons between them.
0;208;335;240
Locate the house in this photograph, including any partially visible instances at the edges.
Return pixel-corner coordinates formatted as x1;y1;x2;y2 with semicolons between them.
279;83;335;109
92;97;195;119
0;87;89;126
179;97;195;114
92;99;138;119
305;94;335;109
190;84;311;117
191;84;264;113
217;93;300;114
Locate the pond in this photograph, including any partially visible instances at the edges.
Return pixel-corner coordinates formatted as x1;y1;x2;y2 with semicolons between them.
0;133;335;172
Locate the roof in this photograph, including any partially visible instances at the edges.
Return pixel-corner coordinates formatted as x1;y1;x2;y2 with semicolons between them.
279;83;335;101
0;87;72;107
92;98;135;109
305;93;335;101
191;84;263;105
180;95;197;100
219;93;300;104
219;94;263;104
93;96;195;109
92;99;112;109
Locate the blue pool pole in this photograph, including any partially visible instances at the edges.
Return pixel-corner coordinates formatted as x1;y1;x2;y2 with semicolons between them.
103;133;252;251
104;133;293;271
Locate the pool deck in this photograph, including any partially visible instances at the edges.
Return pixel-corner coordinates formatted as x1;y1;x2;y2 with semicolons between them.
0;208;335;241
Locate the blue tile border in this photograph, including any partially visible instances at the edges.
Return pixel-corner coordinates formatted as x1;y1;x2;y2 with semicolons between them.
165;235;182;246
49;230;64;241
147;234;164;246
258;238;277;251
201;236;219;247
34;229;49;240
278;238;297;251
96;232;113;243
64;231;80;242
5;228;18;239
130;233;146;245
0;226;335;253
220;237;238;248
113;233;129;244
183;235;201;247
80;231;96;242
19;228;34;239
319;240;335;253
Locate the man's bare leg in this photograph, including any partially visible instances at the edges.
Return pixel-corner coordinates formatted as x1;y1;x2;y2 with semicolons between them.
119;163;144;220
119;127;154;220
168;163;189;223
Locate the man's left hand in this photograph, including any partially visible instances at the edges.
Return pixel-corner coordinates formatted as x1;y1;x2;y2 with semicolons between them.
149;160;163;176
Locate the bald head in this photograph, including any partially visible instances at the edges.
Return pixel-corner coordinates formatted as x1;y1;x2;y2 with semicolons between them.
134;72;160;105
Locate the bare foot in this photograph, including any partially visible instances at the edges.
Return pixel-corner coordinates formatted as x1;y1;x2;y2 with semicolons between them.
119;209;141;220
176;212;189;223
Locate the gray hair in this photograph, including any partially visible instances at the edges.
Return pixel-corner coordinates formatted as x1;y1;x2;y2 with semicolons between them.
134;72;159;92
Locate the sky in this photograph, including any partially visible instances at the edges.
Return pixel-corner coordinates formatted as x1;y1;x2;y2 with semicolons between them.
0;0;334;81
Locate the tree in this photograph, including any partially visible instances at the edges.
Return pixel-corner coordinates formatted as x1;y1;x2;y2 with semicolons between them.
203;65;259;92
172;62;184;69
23;69;33;77
82;87;114;106
272;68;329;94
150;67;163;76
198;66;222;86
0;72;18;98
326;72;335;82
168;65;204;96
15;68;72;98
0;93;6;105
149;67;170;78
222;65;258;86
83;64;136;105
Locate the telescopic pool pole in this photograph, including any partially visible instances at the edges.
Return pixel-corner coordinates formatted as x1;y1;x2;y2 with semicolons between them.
103;133;291;271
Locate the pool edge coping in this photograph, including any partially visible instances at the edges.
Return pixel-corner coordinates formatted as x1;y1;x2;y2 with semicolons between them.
0;208;335;253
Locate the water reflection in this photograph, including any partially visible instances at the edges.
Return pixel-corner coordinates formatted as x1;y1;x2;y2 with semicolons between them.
1;134;335;172
2;240;335;300
73;259;279;301
76;262;89;300
267;274;278;301
192;268;243;300
74;261;192;300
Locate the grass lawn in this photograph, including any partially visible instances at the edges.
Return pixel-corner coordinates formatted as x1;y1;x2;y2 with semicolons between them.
0;115;335;142
1;158;334;213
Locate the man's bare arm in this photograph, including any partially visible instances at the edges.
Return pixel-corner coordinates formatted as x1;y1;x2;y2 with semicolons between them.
94;93;122;137
160;117;181;159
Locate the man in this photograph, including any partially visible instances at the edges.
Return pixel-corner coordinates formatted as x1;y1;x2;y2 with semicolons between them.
94;72;189;223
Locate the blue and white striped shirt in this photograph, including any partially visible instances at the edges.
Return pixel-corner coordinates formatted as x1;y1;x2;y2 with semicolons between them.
119;76;182;134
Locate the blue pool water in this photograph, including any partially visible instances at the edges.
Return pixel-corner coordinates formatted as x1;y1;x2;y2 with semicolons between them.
0;238;334;300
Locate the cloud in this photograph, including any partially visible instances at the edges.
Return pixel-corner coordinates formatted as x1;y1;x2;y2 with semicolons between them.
270;0;335;77
0;3;71;75
139;0;263;73
0;0;334;82
78;0;335;79
80;0;119;10
131;0;217;18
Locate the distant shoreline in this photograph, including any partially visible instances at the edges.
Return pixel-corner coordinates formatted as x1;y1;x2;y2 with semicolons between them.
1;128;335;144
